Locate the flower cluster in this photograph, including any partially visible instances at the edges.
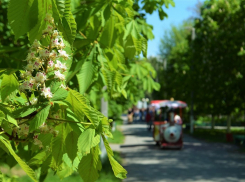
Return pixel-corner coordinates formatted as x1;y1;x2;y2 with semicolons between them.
16;14;70;149
19;13;69;101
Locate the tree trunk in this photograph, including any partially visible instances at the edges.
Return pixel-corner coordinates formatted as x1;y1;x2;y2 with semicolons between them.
211;114;215;130
227;114;231;133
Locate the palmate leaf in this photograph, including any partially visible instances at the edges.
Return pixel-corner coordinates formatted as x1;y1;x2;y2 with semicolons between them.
28;150;51;166
76;47;96;94
65;131;79;162
102;135;127;179
7;0;38;40
29;0;51;43
12;104;41;118
53;0;77;45
0;136;37;182
78;128;95;155
52;123;67;168
51;88;68;101
100;16;116;48
66;89;101;127
63;0;77;44
1;73;19;102
29;104;51;132
78;145;102;182
0;104;18;126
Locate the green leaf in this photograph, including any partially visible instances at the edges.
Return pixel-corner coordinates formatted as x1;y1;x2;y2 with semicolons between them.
8;0;38;40
78;128;95;155
29;0;51;42
65;131;78;162
6;114;18;126
28;150;50;166
124;35;136;59
0;110;5;126
54;0;77;45
0;104;18;126
78;145;101;182
51;88;68;101
1;74;19;102
52;123;67;167
67;90;102;127
100;16;116;48
102;135;127;179
29;105;51;132
40;155;52;176
0;136;37;182
76;47;95;94
12;105;41;118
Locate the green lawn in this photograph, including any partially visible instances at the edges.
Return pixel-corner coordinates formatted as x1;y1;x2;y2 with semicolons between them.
185;128;245;143
1;152;123;182
108;121;125;145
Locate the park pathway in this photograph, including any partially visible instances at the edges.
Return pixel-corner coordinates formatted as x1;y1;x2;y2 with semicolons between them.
113;120;245;182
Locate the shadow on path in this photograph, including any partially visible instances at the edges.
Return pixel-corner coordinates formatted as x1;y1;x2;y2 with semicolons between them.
119;123;245;182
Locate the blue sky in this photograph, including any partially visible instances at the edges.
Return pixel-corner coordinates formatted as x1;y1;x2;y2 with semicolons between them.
145;0;205;57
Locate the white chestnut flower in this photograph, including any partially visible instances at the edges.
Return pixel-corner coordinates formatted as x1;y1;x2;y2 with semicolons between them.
59;42;65;49
30;97;38;105
29;77;36;84
33;61;41;70
58;50;69;60
18;124;29;137
39;123;49;133
27;51;36;60
41;87;52;99
20;73;25;79
54;70;65;80
48;60;54;68
44;25;53;34
45;13;54;23
59;84;66;89
35;72;47;83
54;60;62;70
24;71;32;77
32;39;40;49
49;50;58;59
52;38;60;48
39;49;50;58
26;63;34;72
33;138;43;149
60;63;67;72
53;30;59;37
19;81;33;92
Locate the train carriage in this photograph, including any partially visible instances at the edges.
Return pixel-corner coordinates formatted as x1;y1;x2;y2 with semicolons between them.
152;100;187;149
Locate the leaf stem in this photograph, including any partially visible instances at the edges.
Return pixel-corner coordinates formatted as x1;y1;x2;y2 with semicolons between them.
47;118;92;125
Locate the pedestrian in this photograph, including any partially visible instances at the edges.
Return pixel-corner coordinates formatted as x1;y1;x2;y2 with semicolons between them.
127;108;133;124
145;108;152;131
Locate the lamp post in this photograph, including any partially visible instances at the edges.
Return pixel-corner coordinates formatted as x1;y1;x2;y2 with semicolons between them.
190;27;195;134
183;26;196;134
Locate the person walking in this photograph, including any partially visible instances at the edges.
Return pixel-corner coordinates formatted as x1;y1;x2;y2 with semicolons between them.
145;108;152;131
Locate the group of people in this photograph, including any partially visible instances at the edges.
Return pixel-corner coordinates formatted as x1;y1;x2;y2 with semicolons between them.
127;108;147;123
128;106;182;131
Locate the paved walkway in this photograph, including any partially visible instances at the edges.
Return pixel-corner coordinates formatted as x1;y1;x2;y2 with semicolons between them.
112;121;245;182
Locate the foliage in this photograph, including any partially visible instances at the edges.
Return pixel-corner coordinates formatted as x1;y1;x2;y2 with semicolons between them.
0;0;173;181
156;0;245;125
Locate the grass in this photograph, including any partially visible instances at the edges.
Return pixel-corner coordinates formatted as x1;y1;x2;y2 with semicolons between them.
108;124;125;144
108;129;125;144
185;128;245;143
108;119;125;144
1;152;123;182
